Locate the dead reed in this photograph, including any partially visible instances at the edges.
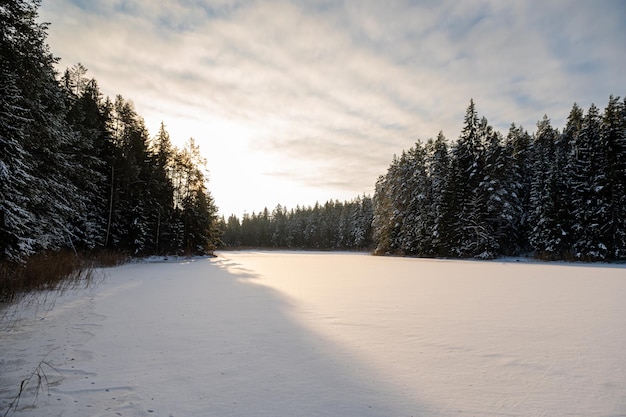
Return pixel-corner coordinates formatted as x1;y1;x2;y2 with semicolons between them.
0;250;128;305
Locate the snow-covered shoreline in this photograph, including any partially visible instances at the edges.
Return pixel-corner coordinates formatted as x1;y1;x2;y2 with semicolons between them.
2;251;625;416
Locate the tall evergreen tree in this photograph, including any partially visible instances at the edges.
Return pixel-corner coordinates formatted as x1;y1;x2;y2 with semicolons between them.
529;116;563;258
350;195;374;248
505;123;533;253
602;96;626;259
0;0;36;261
445;100;491;257
373;161;400;254
478;124;512;256
62;68;109;251
105;95;153;253
147;122;176;254
424;132;450;256
271;204;288;247
399;142;430;255
557;104;584;255
571;104;610;260
0;0;90;260
172;138;219;254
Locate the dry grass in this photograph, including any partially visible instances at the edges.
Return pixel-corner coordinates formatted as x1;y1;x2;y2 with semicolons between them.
0;250;128;304
90;249;130;267
0;250;130;415
2;358;58;417
1;251;83;303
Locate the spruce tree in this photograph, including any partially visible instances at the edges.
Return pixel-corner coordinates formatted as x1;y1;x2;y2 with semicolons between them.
351;195;373;249
505;123;533;253
0;1;35;261
571;104;610;260
602;96;626;259
0;0;90;260
373;158;402;254
529;116;564;258
479;125;512;257
424;132;450;256
106;95;153;254
148;123;176;254
401;142;430;255
62;69;109;251
446;100;489;257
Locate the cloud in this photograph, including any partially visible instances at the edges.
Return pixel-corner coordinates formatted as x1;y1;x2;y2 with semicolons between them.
38;0;626;214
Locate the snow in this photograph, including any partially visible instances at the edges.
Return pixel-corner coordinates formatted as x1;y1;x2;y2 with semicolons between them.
2;251;626;416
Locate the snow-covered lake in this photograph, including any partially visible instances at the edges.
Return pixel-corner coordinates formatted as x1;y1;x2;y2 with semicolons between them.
2;251;626;416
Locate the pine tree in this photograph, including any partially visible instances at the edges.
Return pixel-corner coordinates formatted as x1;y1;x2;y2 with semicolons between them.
171;138;219;254
61;63;88;98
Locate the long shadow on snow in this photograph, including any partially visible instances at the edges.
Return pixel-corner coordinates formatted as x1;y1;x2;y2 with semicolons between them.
162;255;435;416
0;255;436;416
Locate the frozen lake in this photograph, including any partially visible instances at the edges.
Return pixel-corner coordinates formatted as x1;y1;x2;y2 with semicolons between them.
2;251;626;416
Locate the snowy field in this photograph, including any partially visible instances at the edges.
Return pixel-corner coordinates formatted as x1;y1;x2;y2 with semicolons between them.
1;251;626;416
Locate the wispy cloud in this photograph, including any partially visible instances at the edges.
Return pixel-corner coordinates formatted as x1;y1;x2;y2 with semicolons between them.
39;0;626;215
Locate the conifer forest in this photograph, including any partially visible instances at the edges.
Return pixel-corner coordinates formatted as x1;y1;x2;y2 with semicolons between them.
218;197;374;250
220;97;626;262
1;1;220;270
372;99;626;261
2;0;626;285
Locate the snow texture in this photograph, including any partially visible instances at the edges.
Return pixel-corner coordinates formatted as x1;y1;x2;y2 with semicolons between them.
1;251;626;416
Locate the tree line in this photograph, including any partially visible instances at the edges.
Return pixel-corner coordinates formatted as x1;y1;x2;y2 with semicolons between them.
1;1;220;267
372;98;626;261
218;196;374;250
3;0;624;271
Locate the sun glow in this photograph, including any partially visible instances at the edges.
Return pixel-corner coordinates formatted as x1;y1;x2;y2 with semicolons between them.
144;113;344;218
144;113;261;214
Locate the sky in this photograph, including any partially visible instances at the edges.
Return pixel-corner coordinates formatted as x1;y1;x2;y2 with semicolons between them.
38;0;626;218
